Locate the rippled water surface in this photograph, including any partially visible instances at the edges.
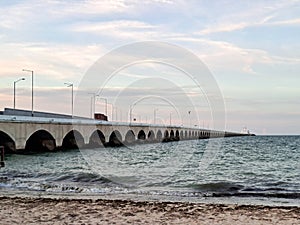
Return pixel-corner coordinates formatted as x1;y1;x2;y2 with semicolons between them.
0;136;299;206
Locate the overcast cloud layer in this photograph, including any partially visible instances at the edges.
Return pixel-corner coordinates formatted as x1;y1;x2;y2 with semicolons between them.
0;0;299;134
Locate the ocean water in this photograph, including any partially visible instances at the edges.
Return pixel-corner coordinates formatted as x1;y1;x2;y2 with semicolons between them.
0;136;299;206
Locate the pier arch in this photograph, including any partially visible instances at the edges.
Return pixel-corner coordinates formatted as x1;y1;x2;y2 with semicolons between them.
147;130;155;142
164;130;169;138
125;130;135;144
137;130;146;140
25;129;56;152
180;130;184;139
0;131;16;152
175;130;180;141
201;131;204;138
62;130;84;150
163;130;169;142
89;130;106;147
170;130;175;139
109;130;123;147
156;130;162;141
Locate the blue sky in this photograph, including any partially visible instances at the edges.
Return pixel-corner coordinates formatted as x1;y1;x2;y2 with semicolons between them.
0;0;299;134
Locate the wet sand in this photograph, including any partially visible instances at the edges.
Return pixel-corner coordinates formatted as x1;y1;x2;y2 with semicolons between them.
0;196;299;224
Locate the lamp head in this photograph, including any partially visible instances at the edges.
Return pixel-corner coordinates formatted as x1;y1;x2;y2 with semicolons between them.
22;69;33;73
64;82;73;87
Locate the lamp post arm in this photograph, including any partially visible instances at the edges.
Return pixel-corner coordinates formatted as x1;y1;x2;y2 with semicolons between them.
13;77;26;110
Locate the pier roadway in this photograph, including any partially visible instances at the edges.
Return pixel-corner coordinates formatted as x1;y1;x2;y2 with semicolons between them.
0;115;248;153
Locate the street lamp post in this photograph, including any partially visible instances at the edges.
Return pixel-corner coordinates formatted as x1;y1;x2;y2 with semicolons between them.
188;111;191;127
169;112;172;126
129;105;133;123
88;93;99;119
154;108;158;124
22;69;34;116
129;103;139;123
13;78;25;110
119;108;122;122
64;82;74;118
98;97;108;116
129;104;139;123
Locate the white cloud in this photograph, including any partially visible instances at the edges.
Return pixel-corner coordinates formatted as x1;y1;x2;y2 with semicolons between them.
199;23;248;35
48;0;129;17
0;42;106;82
0;0;175;29
0;0;131;30
269;18;300;26
168;36;300;76
195;1;300;35
0;2;33;29
198;17;300;35
70;20;161;40
72;20;156;32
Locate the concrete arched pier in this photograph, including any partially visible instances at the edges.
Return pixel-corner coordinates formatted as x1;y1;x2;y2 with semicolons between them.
0;115;253;153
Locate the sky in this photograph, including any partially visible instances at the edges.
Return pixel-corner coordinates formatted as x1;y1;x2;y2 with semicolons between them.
0;0;300;134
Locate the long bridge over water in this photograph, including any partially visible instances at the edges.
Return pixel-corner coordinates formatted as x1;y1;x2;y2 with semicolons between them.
0;113;251;153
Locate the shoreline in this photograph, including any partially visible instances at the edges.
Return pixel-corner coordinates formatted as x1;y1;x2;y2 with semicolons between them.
0;196;299;224
1;189;300;207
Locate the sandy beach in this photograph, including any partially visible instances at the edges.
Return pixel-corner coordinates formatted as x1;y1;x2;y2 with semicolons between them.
0;196;299;225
